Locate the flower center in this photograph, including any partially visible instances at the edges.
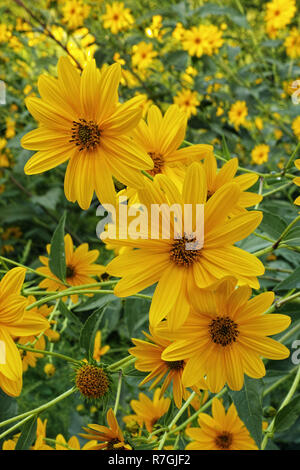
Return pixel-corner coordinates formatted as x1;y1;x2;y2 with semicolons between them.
148;152;164;176
165;360;185;371
215;431;233;449
75;364;110;399
70;119;101;151
209;316;239;347
66;264;76;279
170;234;201;267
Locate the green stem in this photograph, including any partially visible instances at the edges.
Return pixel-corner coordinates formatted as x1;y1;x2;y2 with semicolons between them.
169;387;227;436
0;256;66;285
157;392;196;450
262;181;294;197
283;141;300;174
141;170;154;181
261;365;300;450
0;386;76;430
114;370;123;415
16;343;80;365
108;356;136;372
262;366;298;397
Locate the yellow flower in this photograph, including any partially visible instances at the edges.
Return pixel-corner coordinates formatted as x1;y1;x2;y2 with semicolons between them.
130;328;207;408
0;138;7;151
130;388;171;432
186;398;258;450
132;42;158;69
93;330;110;361
37;234;106;303
228;101;248;129
173;89;200;119
274;129;283;140
202;153;262;214
130;104;212;183
172;22;186;41
285;28;300;58
21;57;153;209
251;144;270;165
105;162;264;330
182;25;223;58
55;434;96;450
102;2;134;34
254;117;264;131
62;0;90;30
44;363;56;377
159;278;290;393
265;0;296;37
292;116;300;140
0;268;49;396
81;408;132;450
293;159;300;205
5;117;15;139
145;15;164;40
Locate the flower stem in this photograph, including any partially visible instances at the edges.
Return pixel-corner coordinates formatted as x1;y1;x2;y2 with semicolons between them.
114;370;123;415
0;386;76;430
16;343;80;365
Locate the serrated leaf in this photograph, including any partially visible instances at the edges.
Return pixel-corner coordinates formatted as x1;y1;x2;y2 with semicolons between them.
229;376;263;447
259;210;287;240
15;415;37;450
79;306;107;359
274;394;300;433
49;212;66;282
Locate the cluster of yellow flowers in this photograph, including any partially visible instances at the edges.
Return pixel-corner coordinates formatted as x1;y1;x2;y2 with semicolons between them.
11;57;295;450
182;24;224;58
264;0;296;38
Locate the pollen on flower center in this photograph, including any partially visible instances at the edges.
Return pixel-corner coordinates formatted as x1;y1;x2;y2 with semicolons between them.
165;360;185;371
209;316;239;347
148;152;164;176
70;119;101;152
75;363;110;399
170;234;201;267
215;431;233;449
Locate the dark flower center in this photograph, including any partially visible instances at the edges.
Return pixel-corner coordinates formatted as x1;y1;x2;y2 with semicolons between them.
215;431;233;449
70;119;101;151
170;234;201;267
165;360;185;371
148;152;164;176
209;316;239;347
66;265;76;279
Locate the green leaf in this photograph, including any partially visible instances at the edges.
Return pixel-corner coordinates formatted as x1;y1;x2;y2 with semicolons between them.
79;306;107;359
58;300;82;327
282;226;300;247
49;212;66;282
259;210;287;240
15;415;37;450
74;293;116;312
229;376;263;447
274;395;300;433
275;266;300;290
221;135;231;160
0;389;18;422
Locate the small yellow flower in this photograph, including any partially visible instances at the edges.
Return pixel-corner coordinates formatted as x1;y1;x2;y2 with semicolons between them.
173;88;200;119
44;363;56;377
93;330;110;362
132;42;158;69
285;28;300;58
292;116;300;140
102;2;134;34
255;117;264;131
228;101;248;129
251;144;270;165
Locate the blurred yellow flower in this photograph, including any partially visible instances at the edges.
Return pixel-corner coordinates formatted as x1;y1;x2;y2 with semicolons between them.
93;330;110;361
132;42;158;69
173;88;200;119
228;101;248;129
62;0;90;30
285;28;300;58
102;2;134;34
251;144;270;165
292;116;300;140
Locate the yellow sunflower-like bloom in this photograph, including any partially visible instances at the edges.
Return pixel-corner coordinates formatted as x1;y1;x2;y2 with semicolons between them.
131;42;158;69
0;268;50;396
21;57;153;209
182;25;223;58
102;2;134;34
80;408;132;450
130;328;207;408
228;101;248;130
37;234;106;304
293;159;300;205
265;0;296;38
62;0;90;30
251;144;270;165
130;388;171;432
173;89;200;120
285;28;300;59
130;104;212;182
159;278;290;393
105;162;264;329
202;153;262;214
186;397;258;450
